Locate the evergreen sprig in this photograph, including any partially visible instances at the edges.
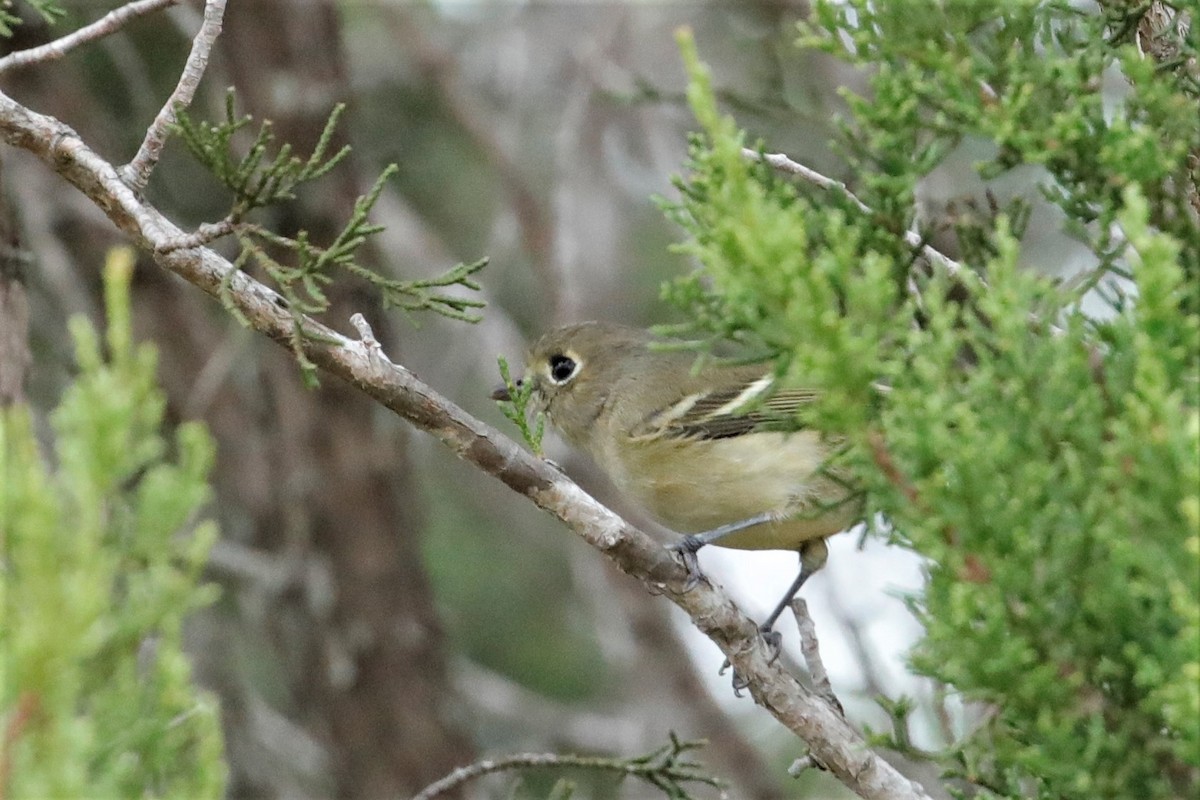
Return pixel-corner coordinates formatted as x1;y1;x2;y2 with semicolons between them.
670;7;1198;799
171;90;487;385
800;0;1199;309
495;356;544;456
0;0;65;37
622;732;721;799
0;248;226;797
173;89;350;213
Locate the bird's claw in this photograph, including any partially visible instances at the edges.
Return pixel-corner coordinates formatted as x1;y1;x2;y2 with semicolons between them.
719;624;783;695
718;659;750;696
670;534;790;695
760;626;783;665
668;535;706;592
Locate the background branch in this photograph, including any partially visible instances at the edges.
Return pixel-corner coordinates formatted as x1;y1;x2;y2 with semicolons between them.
412;735;719;800
0;0;175;74
0;89;932;800
120;0;227;191
742;147;965;279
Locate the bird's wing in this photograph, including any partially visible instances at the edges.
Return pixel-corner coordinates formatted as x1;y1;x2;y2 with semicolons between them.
631;375;820;441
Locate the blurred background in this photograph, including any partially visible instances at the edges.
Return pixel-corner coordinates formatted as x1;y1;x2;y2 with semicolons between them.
0;1;1019;797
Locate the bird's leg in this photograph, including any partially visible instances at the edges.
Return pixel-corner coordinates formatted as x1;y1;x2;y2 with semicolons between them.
761;538;829;638
669;510;779;591
724;538;830;693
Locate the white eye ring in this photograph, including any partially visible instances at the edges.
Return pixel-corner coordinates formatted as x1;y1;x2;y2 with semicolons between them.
548;354;580;384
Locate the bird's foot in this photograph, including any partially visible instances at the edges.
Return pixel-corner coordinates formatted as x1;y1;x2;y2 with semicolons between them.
719;624;783;696
668;535;707;592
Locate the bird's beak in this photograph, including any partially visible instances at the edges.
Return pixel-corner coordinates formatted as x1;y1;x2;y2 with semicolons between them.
491;378;521;402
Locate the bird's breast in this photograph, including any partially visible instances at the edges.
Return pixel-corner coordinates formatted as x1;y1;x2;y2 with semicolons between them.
597;430;857;551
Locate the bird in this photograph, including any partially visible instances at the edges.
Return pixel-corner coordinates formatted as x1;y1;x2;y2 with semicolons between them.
493;321;861;665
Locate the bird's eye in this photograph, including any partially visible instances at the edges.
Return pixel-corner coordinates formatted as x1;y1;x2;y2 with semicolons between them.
548;354;578;384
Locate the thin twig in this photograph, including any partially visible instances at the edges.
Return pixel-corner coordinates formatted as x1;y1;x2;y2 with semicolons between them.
0;0;177;74
742;148;965;278
156;214;239;253
415;753;576;799
413;738;718;800
121;0;228;192
792;597;844;717
749;148;861;202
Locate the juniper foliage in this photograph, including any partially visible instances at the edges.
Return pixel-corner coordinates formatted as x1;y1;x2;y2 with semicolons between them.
0;250;226;798
668;3;1198;797
0;0;65;37
174;90;486;385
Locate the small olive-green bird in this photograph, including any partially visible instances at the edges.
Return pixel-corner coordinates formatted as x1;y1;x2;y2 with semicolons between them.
495;321;861;645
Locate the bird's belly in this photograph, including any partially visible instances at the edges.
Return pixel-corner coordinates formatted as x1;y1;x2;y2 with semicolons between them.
608;431;857;551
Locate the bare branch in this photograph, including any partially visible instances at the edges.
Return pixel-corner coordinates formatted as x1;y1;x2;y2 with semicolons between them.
748;148;860;200
156;214;239;253
0;0;177;74
413;753;572;800
121;0;228;192
0;90;935;800
792;597;844;717
742;147;965;279
413;736;719;800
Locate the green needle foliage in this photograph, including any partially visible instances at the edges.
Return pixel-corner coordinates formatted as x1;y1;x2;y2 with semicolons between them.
173;91;352;213
0;0;65;37
801;0;1199;307
495;355;545;456
0;249;225;799
669;2;1198;797
622;733;722;799
173;90;486;384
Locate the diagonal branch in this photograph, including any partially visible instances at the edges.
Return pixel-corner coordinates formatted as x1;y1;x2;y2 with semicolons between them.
0;0;177;74
120;0;228;192
0;90;934;800
742;147;966;279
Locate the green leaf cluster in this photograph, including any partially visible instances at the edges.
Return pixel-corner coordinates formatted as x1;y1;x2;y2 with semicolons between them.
0;0;65;38
173;90;486;384
620;732;722;799
802;0;1199;301
887;196;1198;798
173;91;352;213
0;249;225;798
667;2;1198;797
494;355;545;455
